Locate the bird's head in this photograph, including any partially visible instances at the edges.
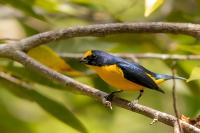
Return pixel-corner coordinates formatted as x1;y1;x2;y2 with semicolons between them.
80;50;116;66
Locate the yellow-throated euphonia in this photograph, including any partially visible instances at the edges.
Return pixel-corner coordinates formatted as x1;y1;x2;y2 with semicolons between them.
80;50;185;101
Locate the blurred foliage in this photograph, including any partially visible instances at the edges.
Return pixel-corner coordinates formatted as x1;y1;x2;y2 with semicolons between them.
0;74;87;133
0;0;200;133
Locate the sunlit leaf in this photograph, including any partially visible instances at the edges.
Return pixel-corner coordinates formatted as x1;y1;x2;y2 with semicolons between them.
28;46;82;76
187;66;200;82
145;0;164;17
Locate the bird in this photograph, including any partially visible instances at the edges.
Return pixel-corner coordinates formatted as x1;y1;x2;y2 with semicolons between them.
80;50;186;102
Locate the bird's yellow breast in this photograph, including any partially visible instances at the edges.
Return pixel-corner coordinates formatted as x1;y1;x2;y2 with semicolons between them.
89;64;144;91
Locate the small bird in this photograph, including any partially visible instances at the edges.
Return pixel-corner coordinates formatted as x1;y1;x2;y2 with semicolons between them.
80;50;185;102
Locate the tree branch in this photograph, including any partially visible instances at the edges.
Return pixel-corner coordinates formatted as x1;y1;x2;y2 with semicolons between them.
1;22;199;52
4;50;199;133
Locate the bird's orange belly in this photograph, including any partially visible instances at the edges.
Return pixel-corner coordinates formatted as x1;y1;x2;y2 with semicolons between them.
90;65;144;91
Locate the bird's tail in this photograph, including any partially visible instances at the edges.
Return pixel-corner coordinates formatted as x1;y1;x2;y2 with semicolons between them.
156;74;186;81
152;74;186;94
156;87;165;94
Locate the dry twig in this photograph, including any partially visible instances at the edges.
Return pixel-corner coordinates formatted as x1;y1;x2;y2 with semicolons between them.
171;61;183;133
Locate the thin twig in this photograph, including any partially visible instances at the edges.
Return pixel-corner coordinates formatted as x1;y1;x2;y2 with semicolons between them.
5;50;199;133
59;53;200;60
0;38;19;42
0;71;34;89
174;122;181;133
171;61;183;133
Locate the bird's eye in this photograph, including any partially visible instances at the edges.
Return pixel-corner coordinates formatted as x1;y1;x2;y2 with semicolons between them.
91;54;97;59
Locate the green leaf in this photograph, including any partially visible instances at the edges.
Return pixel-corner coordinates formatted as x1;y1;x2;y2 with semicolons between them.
145;0;164;17
0;75;87;133
0;73;34;101
35;0;61;13
30;91;88;133
35;0;78;15
187;66;200;82
0;95;33;133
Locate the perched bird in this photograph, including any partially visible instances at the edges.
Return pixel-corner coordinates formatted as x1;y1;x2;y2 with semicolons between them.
80;50;185;102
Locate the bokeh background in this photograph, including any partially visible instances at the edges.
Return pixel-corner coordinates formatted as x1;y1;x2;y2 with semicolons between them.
0;0;200;133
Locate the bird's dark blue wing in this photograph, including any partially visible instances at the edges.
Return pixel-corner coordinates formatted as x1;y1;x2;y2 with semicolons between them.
117;62;164;93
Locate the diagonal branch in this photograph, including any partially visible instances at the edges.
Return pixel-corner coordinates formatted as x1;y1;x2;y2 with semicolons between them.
0;22;199;52
5;50;200;133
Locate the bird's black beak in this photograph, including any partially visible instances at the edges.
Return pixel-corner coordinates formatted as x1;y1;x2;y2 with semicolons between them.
80;58;88;64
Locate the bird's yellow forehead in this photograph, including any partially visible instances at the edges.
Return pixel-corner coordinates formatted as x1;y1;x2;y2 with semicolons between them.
83;50;92;58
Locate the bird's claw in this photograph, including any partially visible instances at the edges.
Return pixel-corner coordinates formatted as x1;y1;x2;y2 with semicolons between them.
128;99;138;106
102;96;113;110
150;112;159;125
104;101;112;110
128;99;139;110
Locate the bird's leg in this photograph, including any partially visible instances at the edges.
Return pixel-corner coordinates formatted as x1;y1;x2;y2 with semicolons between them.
102;90;123;110
104;90;123;101
135;89;144;102
128;90;144;107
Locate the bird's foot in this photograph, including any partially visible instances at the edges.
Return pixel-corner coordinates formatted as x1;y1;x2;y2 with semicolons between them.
102;90;123;110
128;99;138;109
102;96;112;110
150;112;159;125
128;90;144;109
